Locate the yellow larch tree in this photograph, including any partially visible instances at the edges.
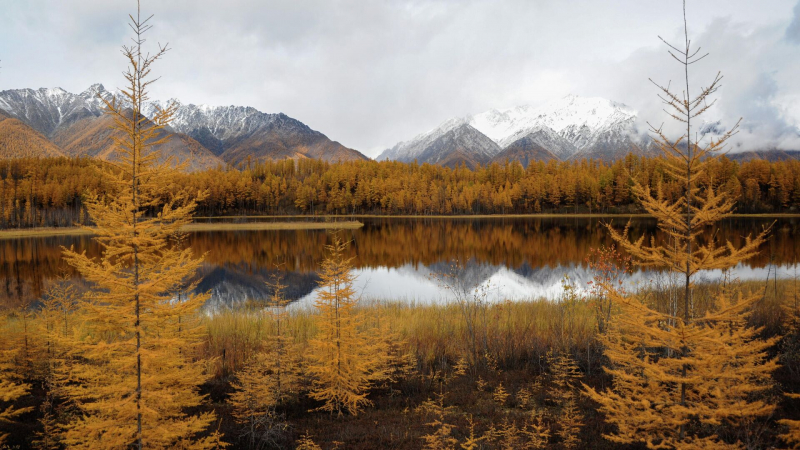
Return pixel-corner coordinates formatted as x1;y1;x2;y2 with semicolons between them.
307;233;382;416
0;310;32;445
59;2;215;448
228;354;289;450
261;274;301;405
295;432;323;450
782;396;800;447
417;393;459;450
548;352;583;449
228;275;298;449
781;302;800;447
583;1;777;448
33;279;80;450
459;416;484;450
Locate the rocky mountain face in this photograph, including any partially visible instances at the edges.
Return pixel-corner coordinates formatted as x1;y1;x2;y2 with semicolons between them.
0;84;367;168
379;95;657;167
491;134;558;166
415;123;501;169
145;100;367;165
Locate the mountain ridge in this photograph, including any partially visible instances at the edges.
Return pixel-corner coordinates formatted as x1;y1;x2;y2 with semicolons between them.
379;95;657;167
0;84;367;168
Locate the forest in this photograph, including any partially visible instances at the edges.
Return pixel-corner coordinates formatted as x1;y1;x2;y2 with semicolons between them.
1;153;800;229
2;0;800;449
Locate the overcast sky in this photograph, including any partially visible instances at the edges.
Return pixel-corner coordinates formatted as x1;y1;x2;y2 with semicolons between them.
1;0;799;157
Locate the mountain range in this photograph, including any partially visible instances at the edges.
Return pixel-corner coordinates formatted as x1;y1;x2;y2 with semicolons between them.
378;95;659;168
1;87;796;170
0;84;367;169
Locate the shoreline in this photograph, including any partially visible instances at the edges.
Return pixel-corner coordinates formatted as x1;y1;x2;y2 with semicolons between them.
0;221;364;239
194;213;800;219
0;212;796;239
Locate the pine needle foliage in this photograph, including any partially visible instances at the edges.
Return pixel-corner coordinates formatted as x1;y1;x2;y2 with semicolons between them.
459;415;484;450
59;3;215;448
307;233;382;416
583;2;777;448
781;306;800;447
417;393;459;450
33;279;80;450
781;392;800;448
295;433;322;450
0;311;32;445
548;352;583;449
228;355;288;450
228;276;297;449
493;382;510;406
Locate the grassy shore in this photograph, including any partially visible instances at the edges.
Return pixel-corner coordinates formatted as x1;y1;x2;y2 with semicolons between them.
194;212;800;220
1;212;795;239
0;220;364;239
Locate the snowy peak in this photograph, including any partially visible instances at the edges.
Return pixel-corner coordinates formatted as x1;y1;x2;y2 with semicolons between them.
381;95;649;166
506;125;578;161
0;84;367;165
378;116;469;162
473;95;637;148
0;86;106;137
416;123;501;169
79;83;108;99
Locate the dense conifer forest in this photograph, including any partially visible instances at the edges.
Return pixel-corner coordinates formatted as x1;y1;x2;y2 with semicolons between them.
1;154;800;229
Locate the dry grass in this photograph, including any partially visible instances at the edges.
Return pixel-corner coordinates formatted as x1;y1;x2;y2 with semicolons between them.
200;276;796;379
0;227;96;239
182;221;363;232
194;213;800;220
196;213;655;220
0;220;364;239
201;297;596;378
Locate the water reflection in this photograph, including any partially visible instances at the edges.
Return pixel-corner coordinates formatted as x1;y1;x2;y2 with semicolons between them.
291;262;800;310
1;217;799;309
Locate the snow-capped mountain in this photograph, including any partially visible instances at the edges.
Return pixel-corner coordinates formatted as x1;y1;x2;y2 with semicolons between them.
488;95;637;147
379;95;654;166
0;85;107;139
417;123;502;169
378;117;469;163
0;84;367;167
141;98;367;164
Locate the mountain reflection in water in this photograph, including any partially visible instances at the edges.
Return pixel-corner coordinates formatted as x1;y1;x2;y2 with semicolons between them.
1;217;799;310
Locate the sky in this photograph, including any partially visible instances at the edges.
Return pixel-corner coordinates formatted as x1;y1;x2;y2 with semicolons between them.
1;0;799;157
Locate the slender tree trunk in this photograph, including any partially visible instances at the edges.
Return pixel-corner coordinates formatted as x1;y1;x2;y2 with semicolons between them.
133;5;143;447
680;0;691;440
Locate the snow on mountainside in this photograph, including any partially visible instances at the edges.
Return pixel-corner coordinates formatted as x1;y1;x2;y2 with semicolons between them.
482;95;637;148
417;123;502;169
378;117;469;162
379;95;651;166
0;86;108;138
503;125;577;161
0;84;367;165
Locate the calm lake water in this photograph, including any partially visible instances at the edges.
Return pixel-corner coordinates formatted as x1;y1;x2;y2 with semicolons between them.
1;217;799;310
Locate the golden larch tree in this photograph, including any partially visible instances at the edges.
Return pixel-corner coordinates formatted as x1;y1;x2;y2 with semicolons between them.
307;233;382;416
583;1;777;448
417;393;459;450
781;303;800;447
33;279;80;450
0;310;32;445
59;2;215;448
228;275;298;449
548;352;583;449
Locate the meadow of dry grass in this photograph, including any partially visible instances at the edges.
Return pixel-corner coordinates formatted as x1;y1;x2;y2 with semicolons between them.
0;220;364;239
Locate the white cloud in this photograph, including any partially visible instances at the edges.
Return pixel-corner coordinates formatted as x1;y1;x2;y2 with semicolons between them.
0;0;798;156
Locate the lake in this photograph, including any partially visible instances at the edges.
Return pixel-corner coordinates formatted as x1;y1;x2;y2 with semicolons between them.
1;216;799;310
